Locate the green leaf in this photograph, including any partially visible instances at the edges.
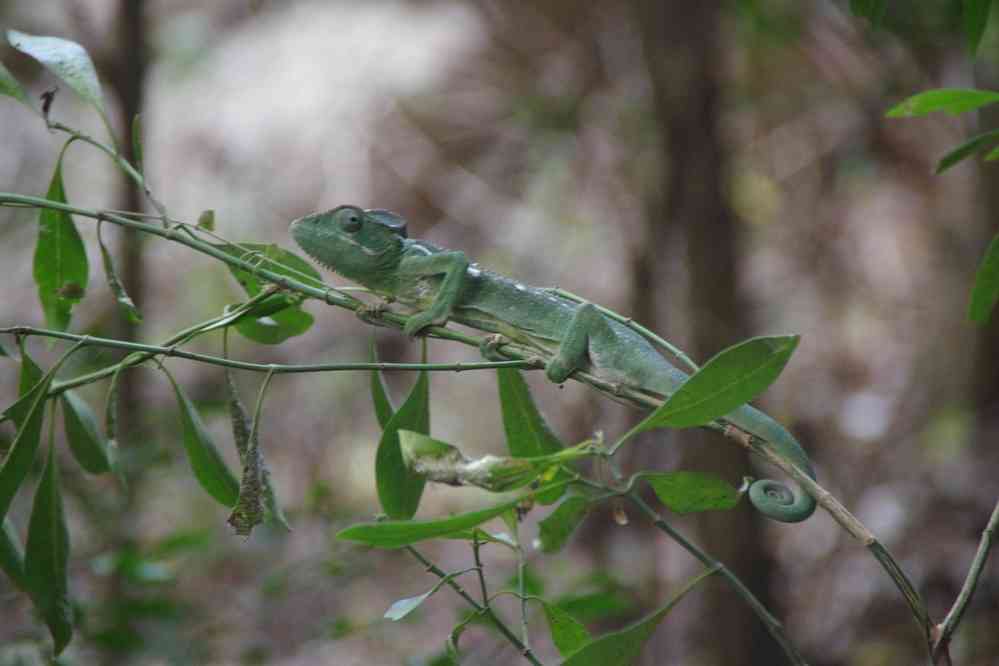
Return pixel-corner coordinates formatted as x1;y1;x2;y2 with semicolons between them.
7;30;104;112
369;341;395;429
197;209;215;231
217;242;322;297
0;340;8;357
965;0;993;54
98;225;142;324
0;360;59;521
61;391;111;474
935;129;999;173
0;518;26;590
541;601;590;658
497;368;568;504
561;567;717;665
103;366;127;488
25;443;73;655
376;369;429;519
131;113;143;174
0;61;31;108
969;230;999;324
445;528;516;549
234;307;314;345
33;155;89;332
384;571;464;621
497;368;564;457
849;0;887;29
337;480;570;548
986;144;999;161
216;243;321;344
538;495;589;553
163;369;239;507
643;471;740;514
10;338;44;429
886;88;999;117
631;335;799;433
557;587;634;624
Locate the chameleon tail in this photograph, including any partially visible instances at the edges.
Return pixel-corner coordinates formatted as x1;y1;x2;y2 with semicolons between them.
728;404;817;523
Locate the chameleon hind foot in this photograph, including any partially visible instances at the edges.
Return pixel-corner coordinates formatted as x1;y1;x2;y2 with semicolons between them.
479;334;510;361
356;302;390;327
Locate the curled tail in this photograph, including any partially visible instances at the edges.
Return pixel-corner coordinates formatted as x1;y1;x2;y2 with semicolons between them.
728;404;816;523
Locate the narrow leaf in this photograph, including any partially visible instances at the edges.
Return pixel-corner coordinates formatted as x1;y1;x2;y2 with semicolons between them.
497;368;567;504
163;369;239;507
61;391;111;474
969;230;999;324
384;572;463;621
643;471;740;514
497;368;564;457
7;30;104;112
0;61;31;108
370;341;395;428
130;113;143;174
34;155;89;331
376;369;429;519
103;366;127;487
965;0;993;54
935;129;999;173
849;0;887;29
561;567;718;665
25;443;73;655
542;601;590;658
632;335;799;433
197;209;215;231
0;518;26;590
337;480;570;549
10;338;44;429
886;88;999;117
0;361;58;521
235;308;314;345
98;225;142;323
538;495;589;553
0;340;8;357
216;243;321;344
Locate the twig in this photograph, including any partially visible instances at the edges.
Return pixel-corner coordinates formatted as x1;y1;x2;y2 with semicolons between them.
932;496;999;659
405;545;543;666
627;492;808;666
1;326;540;390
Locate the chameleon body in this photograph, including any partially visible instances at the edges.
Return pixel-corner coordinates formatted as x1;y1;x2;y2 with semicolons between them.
290;205;817;523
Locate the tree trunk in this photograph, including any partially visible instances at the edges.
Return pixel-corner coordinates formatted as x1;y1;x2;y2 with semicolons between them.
632;1;784;663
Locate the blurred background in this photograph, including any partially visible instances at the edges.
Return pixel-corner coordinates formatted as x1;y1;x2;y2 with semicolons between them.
1;1;999;664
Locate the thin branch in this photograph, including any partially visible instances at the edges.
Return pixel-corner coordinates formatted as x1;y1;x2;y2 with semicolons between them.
627;492;809;666
405;545;543;666
2;326;540;386
933;496;999;658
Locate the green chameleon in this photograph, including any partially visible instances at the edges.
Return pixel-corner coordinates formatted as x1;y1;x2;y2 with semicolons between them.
290;205;817;523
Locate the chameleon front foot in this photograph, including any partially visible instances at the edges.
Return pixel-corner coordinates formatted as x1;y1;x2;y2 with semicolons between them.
356;302;390;327
479;334;510;361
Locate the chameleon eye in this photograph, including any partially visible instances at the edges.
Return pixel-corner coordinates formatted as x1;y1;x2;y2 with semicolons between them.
341;211;362;233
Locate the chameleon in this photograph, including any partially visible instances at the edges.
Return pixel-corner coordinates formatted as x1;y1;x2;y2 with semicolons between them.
290;205;817;523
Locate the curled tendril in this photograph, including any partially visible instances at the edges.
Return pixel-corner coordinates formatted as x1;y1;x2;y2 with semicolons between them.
748;479;813;523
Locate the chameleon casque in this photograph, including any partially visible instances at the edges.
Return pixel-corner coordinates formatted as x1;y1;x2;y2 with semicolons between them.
290;205;817;523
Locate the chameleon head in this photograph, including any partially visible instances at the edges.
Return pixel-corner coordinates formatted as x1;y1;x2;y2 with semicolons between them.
290;205;407;285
